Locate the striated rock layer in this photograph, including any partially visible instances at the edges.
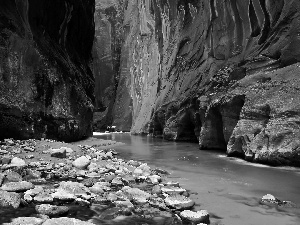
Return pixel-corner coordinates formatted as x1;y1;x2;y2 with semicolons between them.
108;0;300;166
93;0;127;131
0;0;95;141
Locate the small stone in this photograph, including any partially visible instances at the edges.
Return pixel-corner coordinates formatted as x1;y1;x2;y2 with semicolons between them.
148;175;161;184
165;194;195;210
4;170;22;182
121;186;151;204
77;177;84;181
261;194;278;203
180;210;209;223
58;181;90;195
133;168;143;176
10;157;26;167
0;190;21;208
111;177;123;186
35;204;69;216
60;147;73;154
152;185;162;195
1;181;34;192
24;147;35;152
24;194;33;202
51;190;76;201
115;200;134;209
72;156;90;169
50;149;67;158
1;157;11;164
0;150;8;154
75;198;90;206
161;186;186;195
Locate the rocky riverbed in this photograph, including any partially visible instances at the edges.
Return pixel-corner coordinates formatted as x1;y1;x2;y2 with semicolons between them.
0;138;210;225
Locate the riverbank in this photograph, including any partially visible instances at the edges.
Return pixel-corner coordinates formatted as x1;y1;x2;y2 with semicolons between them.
0;138;209;225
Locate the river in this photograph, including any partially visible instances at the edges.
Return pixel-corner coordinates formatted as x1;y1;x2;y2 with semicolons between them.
94;133;300;225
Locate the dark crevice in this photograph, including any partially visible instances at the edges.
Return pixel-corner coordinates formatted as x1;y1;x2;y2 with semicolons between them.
258;0;271;45
249;0;261;37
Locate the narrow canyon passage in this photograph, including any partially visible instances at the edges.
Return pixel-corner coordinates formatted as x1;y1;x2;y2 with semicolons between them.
96;133;300;225
1;0;300;225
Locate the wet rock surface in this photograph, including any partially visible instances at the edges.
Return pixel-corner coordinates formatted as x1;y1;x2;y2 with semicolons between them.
0;138;212;224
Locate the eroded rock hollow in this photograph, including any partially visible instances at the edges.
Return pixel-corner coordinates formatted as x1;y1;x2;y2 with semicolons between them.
0;0;95;141
96;0;300;166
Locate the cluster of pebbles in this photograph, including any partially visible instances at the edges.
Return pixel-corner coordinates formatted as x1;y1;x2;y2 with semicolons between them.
0;138;210;225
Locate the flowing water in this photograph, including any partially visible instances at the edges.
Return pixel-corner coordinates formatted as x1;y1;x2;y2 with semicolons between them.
95;133;300;225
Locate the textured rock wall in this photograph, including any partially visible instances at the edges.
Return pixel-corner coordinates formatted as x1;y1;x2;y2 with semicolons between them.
0;0;95;141
109;0;300;166
93;0;125;131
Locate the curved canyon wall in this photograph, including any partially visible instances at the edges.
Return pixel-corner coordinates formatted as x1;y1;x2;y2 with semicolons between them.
104;0;300;166
0;0;95;141
93;0;126;131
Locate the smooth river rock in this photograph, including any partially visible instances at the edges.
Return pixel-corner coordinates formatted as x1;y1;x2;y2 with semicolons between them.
165;194;195;210
0;190;21;208
180;210;210;224
35;204;69;216
72;156;91;169
42;217;94;225
1;181;34;192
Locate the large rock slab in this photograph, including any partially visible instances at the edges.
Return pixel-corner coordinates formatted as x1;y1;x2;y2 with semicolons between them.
1;181;34;192
3;217;44;225
42;217;94;225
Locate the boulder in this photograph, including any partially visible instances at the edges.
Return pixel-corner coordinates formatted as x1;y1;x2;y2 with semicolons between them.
50;149;67;158
0;190;21;208
180;210;209;223
51;190;76;201
58;181;90;196
121;186;151;204
72;156;90;169
34;193;54;203
10;157;26;167
165;194;195;210
1;181;34;192
35;204;69;216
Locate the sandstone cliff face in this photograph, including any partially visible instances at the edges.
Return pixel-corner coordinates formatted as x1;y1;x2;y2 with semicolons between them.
93;0;125;131
0;0;95;141
110;0;300;166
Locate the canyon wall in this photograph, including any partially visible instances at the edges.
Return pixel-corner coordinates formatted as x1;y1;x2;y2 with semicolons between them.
107;0;300;166
93;0;126;131
0;0;95;141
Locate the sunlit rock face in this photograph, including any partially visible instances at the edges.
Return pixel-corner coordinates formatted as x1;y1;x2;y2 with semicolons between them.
109;0;300;166
93;0;125;131
0;0;95;141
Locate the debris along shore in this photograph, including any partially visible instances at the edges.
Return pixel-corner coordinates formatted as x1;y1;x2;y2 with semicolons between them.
0;138;209;225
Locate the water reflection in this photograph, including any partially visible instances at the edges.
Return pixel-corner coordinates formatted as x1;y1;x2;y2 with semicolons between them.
94;133;300;225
